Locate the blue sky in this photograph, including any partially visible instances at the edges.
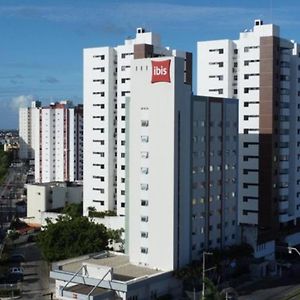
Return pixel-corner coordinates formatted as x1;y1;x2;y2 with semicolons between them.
1;0;300;128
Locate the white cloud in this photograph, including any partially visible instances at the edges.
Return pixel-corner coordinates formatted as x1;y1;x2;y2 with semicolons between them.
10;95;34;110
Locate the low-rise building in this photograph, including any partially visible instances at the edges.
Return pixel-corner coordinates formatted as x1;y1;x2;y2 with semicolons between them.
25;181;83;225
50;251;181;300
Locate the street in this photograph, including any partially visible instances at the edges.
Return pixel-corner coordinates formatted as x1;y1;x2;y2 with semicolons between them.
0;164;26;226
13;242;55;299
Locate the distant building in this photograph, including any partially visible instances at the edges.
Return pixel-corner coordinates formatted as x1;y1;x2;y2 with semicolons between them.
35;101;83;183
19;100;83;183
26;181;83;226
19;100;41;160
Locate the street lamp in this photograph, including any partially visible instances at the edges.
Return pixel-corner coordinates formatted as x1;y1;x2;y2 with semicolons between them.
288;246;300;256
202;251;214;300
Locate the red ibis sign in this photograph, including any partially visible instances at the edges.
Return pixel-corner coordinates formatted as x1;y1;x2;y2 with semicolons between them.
151;59;171;83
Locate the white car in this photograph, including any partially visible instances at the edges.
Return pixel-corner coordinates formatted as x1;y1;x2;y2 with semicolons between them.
9;267;24;275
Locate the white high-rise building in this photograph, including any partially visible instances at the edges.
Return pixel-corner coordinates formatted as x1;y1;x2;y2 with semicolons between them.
35;101;83;183
19;100;83;183
19;100;41;160
83;28;186;217
127;55;192;271
197;20;300;258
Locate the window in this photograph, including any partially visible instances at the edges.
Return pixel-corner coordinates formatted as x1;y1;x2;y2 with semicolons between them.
141;232;148;238
93;164;104;169
93;92;105;96
141;216;149;222
93;140;105;145
141;120;149;127
93;200;104;205
93;116;105;121
209;75;223;81
209;62;223;67
141;135;149;143
93;152;105;157
141;183;149;191
93;67;105;72
93;79;105;84
93;176;104;181
141;151;149;158
141;247;148;254
141;167;149;174
141;200;148;206
93;188;104;193
121;91;130;96
93;104;105;108
209;88;223;94
93;128;104;133
209;48;224;54
121;78;130;83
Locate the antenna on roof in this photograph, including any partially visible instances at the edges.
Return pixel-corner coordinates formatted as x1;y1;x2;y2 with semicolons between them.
270;0;273;23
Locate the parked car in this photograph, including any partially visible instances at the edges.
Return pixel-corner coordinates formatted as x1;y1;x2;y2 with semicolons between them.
9;266;24;275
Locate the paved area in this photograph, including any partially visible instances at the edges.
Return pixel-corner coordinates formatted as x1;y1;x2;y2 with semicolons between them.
12;242;55;299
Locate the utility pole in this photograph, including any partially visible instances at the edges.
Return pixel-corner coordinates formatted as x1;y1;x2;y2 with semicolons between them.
202;251;213;300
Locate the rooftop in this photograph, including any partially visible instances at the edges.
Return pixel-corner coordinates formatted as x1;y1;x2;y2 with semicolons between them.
58;251;163;281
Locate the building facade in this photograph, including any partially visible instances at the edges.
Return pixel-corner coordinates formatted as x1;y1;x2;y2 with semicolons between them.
35;101;83;183
19;100;83;183
191;96;239;260
83;28;190;217
197;20;300;258
26;181;83;225
127;55;192;271
19;100;41;160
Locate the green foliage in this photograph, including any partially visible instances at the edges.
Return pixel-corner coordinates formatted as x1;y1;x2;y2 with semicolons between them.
174;261;202;280
88;207;117;218
107;228;125;251
62;202;83;218
203;277;224;300
37;215;109;262
107;228;124;243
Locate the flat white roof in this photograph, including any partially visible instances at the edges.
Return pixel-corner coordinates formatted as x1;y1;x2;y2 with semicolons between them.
59;251;163;281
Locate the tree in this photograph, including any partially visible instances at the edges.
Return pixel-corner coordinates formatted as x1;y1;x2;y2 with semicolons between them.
62;202;83;218
203;277;224;300
37;215;109;262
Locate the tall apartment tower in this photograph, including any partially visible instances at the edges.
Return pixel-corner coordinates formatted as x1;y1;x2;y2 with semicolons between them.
127;53;192;271
83;28;188;217
191;96;239;260
198;20;300;258
19;100;41;160
35;101;83;183
19;100;83;183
